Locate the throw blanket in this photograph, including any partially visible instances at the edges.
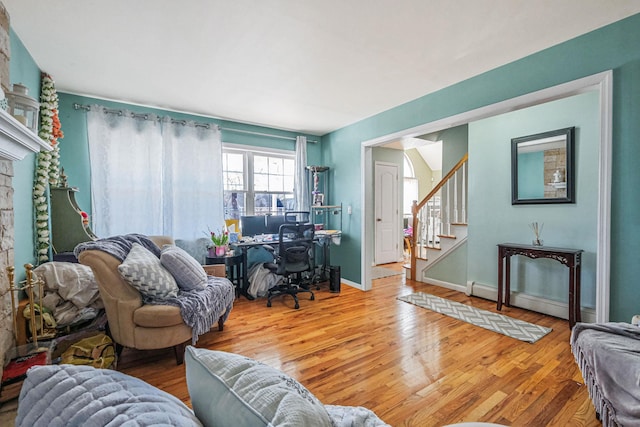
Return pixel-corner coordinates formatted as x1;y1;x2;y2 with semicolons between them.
570;322;640;427
147;276;235;344
74;233;161;262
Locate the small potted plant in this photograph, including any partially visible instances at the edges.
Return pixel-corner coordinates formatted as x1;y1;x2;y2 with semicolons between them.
208;228;229;257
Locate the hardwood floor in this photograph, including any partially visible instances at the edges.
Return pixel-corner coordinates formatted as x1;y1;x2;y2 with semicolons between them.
119;264;600;426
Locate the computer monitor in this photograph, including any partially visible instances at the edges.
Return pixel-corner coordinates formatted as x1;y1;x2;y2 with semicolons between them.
240;215;267;237
265;215;287;234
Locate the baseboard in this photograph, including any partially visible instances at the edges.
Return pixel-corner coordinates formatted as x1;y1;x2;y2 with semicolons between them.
468;281;596;323
342;278;364;291
422;277;467;294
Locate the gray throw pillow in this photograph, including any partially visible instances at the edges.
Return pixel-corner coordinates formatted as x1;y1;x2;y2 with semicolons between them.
160;245;208;291
118;243;178;300
185;346;333;427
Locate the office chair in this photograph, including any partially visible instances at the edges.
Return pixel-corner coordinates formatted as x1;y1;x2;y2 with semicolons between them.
264;222;315;309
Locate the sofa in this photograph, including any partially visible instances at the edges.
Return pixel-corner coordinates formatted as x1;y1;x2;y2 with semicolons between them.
16;346;390;427
570;322;640;427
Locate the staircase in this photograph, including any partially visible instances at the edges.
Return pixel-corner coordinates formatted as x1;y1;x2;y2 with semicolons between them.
408;153;468;281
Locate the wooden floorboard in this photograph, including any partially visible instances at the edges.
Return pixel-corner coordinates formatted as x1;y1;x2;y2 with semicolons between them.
118;264;600;426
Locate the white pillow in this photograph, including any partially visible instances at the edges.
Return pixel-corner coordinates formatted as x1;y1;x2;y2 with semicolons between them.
185;346;332;427
118;243;178;300
160;245;208;291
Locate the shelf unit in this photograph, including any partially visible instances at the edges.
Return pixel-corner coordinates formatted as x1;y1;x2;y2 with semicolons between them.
310;204;342;231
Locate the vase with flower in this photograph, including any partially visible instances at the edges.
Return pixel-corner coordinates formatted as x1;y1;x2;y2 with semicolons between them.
208;228;229;257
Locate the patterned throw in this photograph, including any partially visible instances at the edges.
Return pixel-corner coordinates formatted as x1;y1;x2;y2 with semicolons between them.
398;292;552;343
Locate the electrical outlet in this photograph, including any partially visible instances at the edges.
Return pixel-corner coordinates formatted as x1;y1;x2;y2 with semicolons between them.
347;205;352;215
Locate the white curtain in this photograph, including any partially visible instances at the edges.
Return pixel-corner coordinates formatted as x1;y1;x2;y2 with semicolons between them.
87;106;163;237
294;136;309;211
86;106;223;239
162;118;223;239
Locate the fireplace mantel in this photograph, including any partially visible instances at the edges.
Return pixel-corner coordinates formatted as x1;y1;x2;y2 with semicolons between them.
0;108;51;161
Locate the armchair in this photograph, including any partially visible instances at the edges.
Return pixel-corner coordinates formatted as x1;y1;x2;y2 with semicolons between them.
77;235;230;364
264;222;316;309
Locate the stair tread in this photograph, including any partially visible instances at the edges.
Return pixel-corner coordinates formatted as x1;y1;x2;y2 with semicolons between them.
438;234;456;239
451;222;468;226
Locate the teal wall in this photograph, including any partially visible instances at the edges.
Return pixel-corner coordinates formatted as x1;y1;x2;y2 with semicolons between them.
468;91;599;308
56;94;322;221
425;242;468;285
322;13;640;321
441;125;468;171
10;28;41;275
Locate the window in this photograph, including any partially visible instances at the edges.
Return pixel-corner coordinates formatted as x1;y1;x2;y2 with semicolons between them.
404;154;418;216
222;145;295;218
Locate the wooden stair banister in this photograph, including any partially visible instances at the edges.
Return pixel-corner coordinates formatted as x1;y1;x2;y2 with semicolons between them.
411;153;468;277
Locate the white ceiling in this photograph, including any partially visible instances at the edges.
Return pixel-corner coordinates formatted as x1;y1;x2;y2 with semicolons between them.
4;1;640;135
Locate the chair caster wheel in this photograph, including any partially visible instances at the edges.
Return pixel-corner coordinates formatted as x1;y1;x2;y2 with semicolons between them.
294;303;300;309
267;301;272;307
310;295;315;301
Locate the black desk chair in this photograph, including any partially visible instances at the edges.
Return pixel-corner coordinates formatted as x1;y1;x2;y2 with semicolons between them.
264;222;315;309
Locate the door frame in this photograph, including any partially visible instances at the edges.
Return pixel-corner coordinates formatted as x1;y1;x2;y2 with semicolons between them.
360;70;612;325
374;161;400;265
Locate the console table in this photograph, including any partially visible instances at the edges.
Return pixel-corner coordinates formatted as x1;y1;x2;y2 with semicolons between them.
497;243;583;328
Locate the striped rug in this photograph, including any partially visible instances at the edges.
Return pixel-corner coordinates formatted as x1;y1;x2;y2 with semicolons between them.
398;292;552;343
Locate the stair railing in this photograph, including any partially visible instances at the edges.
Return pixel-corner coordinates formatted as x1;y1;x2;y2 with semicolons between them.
410;153;468;276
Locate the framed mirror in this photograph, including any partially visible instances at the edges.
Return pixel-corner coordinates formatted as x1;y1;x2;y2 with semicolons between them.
511;126;575;204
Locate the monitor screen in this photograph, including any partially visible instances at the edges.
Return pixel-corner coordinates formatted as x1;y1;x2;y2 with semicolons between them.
240;215;267;237
265;215;287;234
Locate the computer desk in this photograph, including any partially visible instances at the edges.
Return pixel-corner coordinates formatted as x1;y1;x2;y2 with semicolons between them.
232;230;341;298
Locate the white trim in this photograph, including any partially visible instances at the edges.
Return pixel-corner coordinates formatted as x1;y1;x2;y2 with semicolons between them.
468;281;597;323
361;71;612;321
360;146;373;291
341;278;364;291
596;72;613;323
422;278;467;294
0;109;52;161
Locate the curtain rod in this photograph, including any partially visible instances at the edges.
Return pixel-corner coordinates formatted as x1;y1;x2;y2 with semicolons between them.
72;103;318;143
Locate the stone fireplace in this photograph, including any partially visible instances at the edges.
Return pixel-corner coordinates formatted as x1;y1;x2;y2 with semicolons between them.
0;113;50;379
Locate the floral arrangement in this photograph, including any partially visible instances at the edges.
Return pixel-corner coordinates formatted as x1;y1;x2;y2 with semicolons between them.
209;228;229;247
33;73;64;263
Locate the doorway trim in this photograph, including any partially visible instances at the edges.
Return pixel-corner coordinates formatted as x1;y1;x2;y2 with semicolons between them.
361;70;612;322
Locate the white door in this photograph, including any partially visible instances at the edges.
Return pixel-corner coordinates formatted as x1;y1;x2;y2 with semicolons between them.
374;162;399;264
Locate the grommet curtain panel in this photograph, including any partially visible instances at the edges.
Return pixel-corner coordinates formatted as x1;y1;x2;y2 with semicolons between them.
294;136;309;212
86;105;223;240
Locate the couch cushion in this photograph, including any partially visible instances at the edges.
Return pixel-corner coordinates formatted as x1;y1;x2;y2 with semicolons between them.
118;243;179;300
133;303;184;327
16;364;202;427
160;245;208;291
185;346;332;427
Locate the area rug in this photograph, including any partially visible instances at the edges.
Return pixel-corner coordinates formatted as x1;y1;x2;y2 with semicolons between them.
397;292;552;343
371;266;402;280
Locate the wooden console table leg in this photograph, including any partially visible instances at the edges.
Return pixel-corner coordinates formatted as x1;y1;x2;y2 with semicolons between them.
575;263;582;324
504;255;511;307
497;254;503;311
568;266;576;328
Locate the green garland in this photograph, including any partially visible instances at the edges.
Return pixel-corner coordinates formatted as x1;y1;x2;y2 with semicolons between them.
33;73;63;263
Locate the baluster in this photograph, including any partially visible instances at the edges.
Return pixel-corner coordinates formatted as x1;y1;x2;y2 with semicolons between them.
454;169;458;224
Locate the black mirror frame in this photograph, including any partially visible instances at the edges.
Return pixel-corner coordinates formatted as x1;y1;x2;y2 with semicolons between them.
511;126;575;205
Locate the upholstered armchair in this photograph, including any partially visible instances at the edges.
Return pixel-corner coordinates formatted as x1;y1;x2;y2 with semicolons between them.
78;235;231;364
